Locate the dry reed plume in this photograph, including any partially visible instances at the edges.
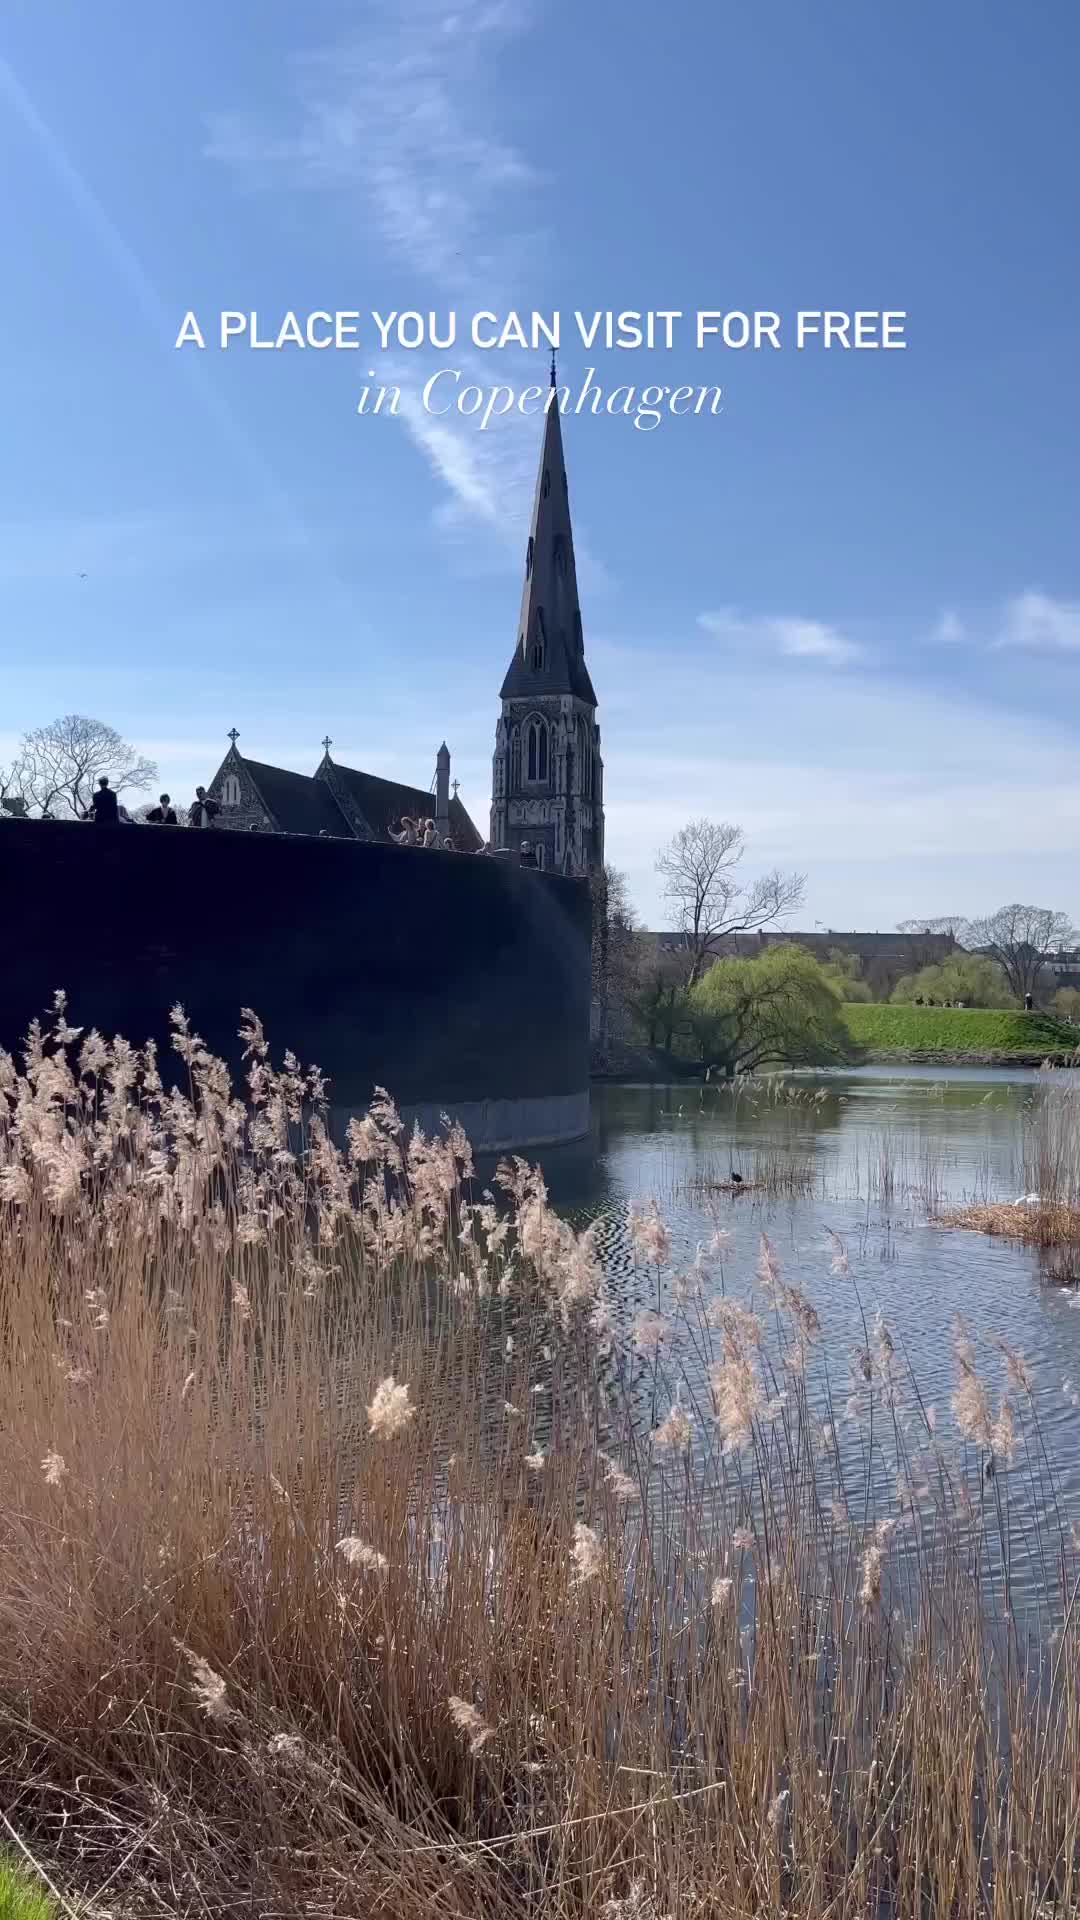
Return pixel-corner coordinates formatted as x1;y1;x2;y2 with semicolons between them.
2;997;1080;1916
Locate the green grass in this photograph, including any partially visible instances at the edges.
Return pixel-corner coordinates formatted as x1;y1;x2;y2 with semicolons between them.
0;1861;55;1920
842;1003;1079;1055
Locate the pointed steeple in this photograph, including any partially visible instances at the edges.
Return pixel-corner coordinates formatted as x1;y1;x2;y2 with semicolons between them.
500;387;597;706
435;741;451;825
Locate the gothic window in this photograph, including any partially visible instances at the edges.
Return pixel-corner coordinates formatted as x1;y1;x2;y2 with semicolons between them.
526;717;549;784
530;607;546;672
535;845;545;871
553;539;568;615
222;774;241;807
525;538;533;578
577;716;591;799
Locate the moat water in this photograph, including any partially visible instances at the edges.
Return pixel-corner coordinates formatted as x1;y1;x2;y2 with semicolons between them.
539;1067;1080;1618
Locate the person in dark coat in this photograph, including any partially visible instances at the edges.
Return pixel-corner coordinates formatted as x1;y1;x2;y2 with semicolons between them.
86;776;119;825
146;794;178;825
189;786;220;828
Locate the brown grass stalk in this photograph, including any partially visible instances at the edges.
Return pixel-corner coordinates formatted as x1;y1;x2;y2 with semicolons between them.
1;999;1079;1916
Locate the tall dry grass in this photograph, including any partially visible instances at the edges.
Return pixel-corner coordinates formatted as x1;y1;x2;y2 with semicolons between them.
673;1143;817;1200
1020;1073;1080;1210
2;998;1080;1917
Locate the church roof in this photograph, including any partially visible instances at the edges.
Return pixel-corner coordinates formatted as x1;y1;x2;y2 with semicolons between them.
326;762;484;851
242;759;352;838
217;749;483;850
500;387;598;707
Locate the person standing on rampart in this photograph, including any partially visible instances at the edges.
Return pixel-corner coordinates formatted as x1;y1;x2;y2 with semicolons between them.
86;776;119;826
189;786;220;828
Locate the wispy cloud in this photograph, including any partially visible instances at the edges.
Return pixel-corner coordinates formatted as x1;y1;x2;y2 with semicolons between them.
923;592;1080;654
389;369;537;538
593;639;1080;923
931;609;966;645
996;590;1080;653
698;608;865;668
206;1;537;289
205;2;610;570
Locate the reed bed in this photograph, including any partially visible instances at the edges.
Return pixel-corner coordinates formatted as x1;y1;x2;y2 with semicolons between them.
936;1200;1080;1248
850;1126;955;1213
937;1078;1080;1249
675;1143;817;1201
2;1000;1080;1917
1019;1075;1080;1213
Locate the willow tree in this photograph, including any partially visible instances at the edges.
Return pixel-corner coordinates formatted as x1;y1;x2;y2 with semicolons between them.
686;944;854;1078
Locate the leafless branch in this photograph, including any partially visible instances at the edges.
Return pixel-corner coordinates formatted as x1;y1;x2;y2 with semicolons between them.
16;715;157;818
656;818;805;986
965;904;1077;1003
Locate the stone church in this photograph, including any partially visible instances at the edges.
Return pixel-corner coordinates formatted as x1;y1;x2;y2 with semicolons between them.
201;375;604;874
201;731;483;850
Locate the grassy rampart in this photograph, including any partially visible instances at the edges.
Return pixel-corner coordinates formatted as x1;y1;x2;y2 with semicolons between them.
843;1003;1078;1059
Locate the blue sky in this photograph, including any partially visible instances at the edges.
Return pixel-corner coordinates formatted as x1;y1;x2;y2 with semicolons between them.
2;0;1079;928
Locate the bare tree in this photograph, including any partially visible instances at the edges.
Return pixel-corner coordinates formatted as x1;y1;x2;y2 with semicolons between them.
656;819;805;987
17;715;157;818
896;916;969;940
0;754;29;818
892;916;967;977
965;904;1076;1004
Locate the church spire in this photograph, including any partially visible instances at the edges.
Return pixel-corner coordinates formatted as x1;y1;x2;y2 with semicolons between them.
499;374;596;705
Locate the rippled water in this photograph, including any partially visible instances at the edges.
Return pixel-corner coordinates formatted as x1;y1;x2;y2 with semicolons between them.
540;1067;1080;1612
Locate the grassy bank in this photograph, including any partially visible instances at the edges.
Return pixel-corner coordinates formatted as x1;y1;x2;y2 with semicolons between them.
843;1001;1078;1059
6;999;1080;1915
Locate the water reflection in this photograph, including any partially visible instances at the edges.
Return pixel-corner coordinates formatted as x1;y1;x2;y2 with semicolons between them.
539;1068;1080;1615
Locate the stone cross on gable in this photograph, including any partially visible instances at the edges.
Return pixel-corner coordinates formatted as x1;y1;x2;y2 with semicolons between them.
452;779;460;798
227;727;239;746
322;735;333;754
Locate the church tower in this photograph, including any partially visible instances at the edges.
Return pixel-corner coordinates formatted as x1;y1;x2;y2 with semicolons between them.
491;366;604;875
